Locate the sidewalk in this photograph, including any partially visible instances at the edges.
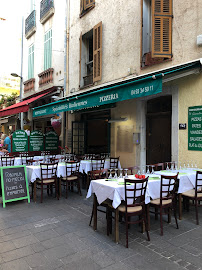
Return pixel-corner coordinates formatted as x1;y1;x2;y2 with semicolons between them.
0;189;201;270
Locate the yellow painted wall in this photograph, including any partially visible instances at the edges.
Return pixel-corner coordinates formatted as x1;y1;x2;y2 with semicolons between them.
178;73;202;166
111;99;137;168
0;87;20;95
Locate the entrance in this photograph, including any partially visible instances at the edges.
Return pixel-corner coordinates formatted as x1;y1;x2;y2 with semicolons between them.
146;96;172;164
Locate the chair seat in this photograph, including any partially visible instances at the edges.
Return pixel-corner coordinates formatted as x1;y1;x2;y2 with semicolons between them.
36;179;55;184
182;189;202;199
61;176;78;181
150;198;172;206
118;204;142;213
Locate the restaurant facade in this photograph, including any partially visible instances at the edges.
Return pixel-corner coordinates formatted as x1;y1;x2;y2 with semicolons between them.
31;0;202;168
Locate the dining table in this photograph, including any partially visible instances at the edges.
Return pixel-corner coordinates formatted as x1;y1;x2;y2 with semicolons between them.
86;168;200;243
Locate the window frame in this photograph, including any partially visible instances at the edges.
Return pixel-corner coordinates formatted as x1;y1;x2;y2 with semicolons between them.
28;43;34;79
80;0;95;17
44;28;52;70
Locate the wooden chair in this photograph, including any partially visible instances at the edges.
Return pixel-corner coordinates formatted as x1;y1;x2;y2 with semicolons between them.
149;173;179;235
1;156;15;166
35;163;58;203
114;177;150;248
60;162;81;198
21;155;34;165
109;157;119;169
89;169;110;227
182;171;202;225
91;158;105;171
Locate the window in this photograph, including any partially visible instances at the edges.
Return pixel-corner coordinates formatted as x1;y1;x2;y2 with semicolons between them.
44;29;52;70
79;22;102;88
80;0;95;16
28;44;34;79
141;0;172;67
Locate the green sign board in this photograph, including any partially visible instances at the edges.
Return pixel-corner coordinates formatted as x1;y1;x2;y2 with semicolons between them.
0;165;30;208
188;106;202;151
33;77;162;117
12;130;28;152
45;131;58;151
29;130;44;151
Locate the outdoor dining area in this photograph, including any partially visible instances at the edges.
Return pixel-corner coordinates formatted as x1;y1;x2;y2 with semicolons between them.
1;147;202;249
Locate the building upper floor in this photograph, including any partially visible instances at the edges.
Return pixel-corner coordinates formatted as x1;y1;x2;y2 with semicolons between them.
23;0;66;99
68;0;202;95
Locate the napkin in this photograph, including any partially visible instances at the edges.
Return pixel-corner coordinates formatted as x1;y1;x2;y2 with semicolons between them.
149;176;160;180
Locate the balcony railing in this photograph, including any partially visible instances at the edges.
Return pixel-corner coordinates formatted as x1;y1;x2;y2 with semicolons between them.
38;68;54;87
40;0;54;23
25;10;36;39
23;78;35;92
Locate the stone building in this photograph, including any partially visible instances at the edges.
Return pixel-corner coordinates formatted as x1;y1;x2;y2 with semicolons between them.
32;0;202;168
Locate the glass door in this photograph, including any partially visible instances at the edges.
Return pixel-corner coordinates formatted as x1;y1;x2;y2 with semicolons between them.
72;122;85;155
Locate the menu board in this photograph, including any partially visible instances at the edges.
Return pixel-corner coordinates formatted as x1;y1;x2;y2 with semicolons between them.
0;165;30;208
45;131;58;151
12;130;28;152
188;106;202;151
29;131;44;151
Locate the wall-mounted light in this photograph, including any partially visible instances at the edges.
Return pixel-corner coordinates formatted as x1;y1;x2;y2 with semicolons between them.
108;117;128;123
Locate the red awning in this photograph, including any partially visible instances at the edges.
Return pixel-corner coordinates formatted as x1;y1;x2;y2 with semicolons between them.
0;92;50;117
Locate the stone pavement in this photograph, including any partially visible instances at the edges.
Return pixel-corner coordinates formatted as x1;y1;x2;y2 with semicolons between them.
0;188;202;270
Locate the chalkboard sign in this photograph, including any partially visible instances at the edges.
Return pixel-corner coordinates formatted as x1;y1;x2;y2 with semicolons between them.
12;130;28;152
29;130;44;151
0;165;30;208
45;131;58;151
188;106;202;151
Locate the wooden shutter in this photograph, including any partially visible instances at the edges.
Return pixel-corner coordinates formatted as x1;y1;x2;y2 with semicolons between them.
80;0;84;14
79;33;82;86
152;0;172;58
93;22;102;82
84;0;95;10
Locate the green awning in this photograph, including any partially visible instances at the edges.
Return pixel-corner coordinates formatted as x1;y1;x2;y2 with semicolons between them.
33;75;162;117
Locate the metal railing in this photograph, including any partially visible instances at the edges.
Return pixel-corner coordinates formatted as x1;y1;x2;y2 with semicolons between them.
25;10;36;36
40;0;54;20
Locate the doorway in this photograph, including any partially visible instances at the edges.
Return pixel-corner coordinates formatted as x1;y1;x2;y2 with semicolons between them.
146;96;172;164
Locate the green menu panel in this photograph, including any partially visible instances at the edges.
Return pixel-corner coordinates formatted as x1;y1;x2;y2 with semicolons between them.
188;106;202;151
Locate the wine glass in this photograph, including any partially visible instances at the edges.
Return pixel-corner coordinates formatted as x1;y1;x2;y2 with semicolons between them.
109;169;113;179
119;169;123;179
124;169;128;177
171;162;174;171
166;162;169;170
151;165;155;174
114;169;118;179
146;165;150;174
141;166;145;175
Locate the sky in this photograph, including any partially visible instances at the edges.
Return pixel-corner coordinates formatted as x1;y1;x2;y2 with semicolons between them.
0;0;27;77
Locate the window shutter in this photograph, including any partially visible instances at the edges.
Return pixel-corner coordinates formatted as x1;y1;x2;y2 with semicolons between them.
93;21;102;82
84;0;95;10
152;0;172;58
80;0;84;14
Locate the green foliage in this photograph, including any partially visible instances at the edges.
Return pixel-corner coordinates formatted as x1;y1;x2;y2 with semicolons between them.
0;93;19;109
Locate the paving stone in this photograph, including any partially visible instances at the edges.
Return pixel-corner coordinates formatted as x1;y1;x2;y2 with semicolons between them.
1;246;35;263
42;244;77;260
25;253;49;268
12;234;39;248
0;258;31;270
34;229;59;241
0;241;17;254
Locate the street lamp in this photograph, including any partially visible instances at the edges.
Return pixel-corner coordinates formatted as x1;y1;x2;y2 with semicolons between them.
11;73;23;130
11;16;24;130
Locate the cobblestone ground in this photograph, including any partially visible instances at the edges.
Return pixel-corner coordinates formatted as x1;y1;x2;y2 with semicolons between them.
0;188;202;270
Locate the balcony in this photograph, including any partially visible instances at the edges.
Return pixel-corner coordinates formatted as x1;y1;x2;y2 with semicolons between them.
40;0;55;24
23;78;35;92
25;10;36;39
38;68;54;87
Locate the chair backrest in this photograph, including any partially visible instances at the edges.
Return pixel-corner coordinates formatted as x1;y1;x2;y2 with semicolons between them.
125;166;140;175
195;171;202;198
21;155;34;165
124;177;148;210
65;161;80;176
89;169;108;180
160;173;179;204
110;157;119;169
154;163;164;171
1;156;15;166
91;158;105;171
40;162;58;181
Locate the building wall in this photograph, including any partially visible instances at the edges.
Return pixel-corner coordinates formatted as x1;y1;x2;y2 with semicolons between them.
68;0;202;94
177;73;202;166
23;0;65;98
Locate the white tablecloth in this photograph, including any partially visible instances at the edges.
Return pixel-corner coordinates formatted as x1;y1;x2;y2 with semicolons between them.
80;159;121;174
86;170;199;209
